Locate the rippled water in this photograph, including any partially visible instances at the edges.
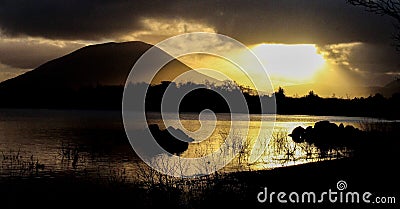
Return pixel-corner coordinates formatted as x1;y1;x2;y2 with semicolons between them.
0;109;395;180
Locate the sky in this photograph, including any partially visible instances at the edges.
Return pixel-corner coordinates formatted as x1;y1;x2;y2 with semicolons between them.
0;0;399;97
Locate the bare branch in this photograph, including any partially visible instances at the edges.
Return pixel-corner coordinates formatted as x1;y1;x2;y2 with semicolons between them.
348;0;400;20
348;0;400;50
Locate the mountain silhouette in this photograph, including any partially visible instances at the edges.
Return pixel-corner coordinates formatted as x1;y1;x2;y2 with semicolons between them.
0;41;217;90
381;78;400;97
0;41;220;109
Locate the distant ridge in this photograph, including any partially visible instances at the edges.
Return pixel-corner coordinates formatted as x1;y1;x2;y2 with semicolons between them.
381;78;400;97
0;41;218;109
0;41;201;89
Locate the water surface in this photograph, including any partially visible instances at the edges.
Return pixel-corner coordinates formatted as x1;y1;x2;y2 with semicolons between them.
0;109;395;180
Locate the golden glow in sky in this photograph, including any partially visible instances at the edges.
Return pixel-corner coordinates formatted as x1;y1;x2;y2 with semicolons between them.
179;43;328;94
250;43;326;85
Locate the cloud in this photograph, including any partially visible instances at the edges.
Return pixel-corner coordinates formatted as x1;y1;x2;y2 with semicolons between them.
0;35;86;69
385;71;400;76
0;0;396;45
0;62;29;82
0;34;87;81
318;42;400;86
118;17;216;44
318;42;362;70
0;0;146;41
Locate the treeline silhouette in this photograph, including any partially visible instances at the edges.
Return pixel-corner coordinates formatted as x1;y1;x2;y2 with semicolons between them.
0;81;399;118
274;87;400;119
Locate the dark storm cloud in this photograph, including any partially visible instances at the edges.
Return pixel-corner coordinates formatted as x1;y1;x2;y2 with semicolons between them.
209;0;396;45
349;43;400;73
0;0;154;40
0;0;396;45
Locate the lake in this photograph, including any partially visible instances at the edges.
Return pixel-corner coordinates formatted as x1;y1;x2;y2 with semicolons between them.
0;109;396;180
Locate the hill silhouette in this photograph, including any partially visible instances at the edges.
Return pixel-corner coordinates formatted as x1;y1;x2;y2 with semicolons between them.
0;41;217;89
381;78;400;97
0;41;218;108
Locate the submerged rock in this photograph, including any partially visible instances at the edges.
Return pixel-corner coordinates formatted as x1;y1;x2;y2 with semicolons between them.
289;120;363;150
148;124;194;155
288;126;305;143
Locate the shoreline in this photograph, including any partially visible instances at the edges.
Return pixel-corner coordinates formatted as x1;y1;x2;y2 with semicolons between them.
1;108;399;122
1;157;398;208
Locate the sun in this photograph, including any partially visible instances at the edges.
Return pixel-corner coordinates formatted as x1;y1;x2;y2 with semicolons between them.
177;43;327;94
251;43;326;83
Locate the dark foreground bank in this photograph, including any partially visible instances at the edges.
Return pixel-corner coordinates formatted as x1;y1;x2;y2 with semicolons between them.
1;156;399;209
